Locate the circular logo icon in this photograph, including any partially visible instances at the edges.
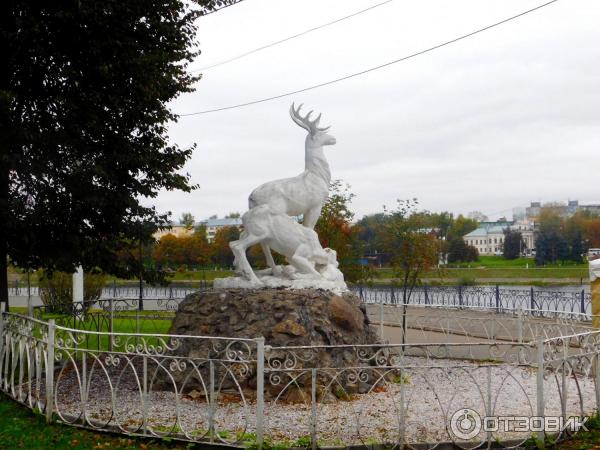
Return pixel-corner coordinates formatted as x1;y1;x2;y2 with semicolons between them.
450;408;482;440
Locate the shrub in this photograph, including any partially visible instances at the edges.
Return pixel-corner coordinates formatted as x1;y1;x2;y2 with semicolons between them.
39;270;107;314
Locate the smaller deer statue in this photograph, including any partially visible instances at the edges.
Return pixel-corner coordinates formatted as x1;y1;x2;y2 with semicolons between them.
229;204;344;287
247;103;336;274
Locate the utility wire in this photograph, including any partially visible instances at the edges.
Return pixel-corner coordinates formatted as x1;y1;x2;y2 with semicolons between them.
180;0;560;116
200;0;247;17
193;0;394;72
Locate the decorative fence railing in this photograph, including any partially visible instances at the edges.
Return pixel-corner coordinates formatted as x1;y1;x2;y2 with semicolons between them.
8;284;199;301
1;300;599;448
11;283;593;319
355;285;592;316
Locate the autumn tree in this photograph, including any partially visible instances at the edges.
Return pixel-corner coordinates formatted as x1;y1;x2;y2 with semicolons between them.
378;199;439;344
210;226;240;268
379;199;439;298
315;181;370;283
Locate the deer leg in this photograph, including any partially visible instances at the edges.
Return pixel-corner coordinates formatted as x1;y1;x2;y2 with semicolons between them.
289;246;321;278
303;206;322;229
261;243;282;276
230;236;263;284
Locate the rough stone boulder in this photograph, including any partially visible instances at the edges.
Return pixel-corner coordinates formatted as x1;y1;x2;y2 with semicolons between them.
157;288;381;398
169;288;377;346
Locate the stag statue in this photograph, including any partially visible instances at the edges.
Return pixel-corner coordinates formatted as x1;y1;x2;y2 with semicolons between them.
247;103;336;274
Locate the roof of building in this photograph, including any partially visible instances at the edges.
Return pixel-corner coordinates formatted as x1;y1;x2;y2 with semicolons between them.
200;218;242;227
464;224;507;238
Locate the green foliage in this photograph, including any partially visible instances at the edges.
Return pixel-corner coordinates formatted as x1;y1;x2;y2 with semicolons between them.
180;213;196;231
447;237;479;263
533;208;592;266
503;228;524;260
378;199;439;300
1;0;205;303
38;270;107;313
315;180;368;283
293;435;313;448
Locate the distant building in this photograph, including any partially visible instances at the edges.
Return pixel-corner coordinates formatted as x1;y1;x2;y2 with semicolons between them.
199;217;243;243
153;223;193;240
153;217;243;243
463;220;535;256
525;200;600;219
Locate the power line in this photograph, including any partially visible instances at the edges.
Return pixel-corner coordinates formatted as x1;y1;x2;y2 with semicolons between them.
192;0;394;72
200;0;247;17
180;0;560;116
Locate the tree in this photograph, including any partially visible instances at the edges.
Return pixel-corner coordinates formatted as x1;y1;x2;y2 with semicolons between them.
379;199;438;296
449;215;478;239
210;226;240;268
1;1;212;305
502;229;524;260
378;199;439;344
180;212;195;231
468;211;488;222
225;212;241;219
535;209;569;265
447;237;478;263
315;181;369;283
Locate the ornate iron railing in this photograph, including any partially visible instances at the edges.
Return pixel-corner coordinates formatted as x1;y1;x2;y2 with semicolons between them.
2;297;599;448
353;285;592;317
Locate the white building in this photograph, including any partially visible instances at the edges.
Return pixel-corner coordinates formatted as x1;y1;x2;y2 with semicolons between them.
463;220;535;256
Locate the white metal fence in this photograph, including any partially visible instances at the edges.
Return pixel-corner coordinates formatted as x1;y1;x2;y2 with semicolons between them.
1;300;599;448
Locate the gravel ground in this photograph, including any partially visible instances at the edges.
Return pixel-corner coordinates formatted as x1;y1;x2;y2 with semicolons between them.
47;356;596;447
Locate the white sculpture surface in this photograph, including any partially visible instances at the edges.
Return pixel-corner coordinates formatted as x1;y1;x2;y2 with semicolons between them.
213;103;348;293
247;103;336;276
590;258;600;282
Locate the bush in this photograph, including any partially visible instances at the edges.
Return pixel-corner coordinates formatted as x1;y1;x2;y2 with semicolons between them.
39;270;107;314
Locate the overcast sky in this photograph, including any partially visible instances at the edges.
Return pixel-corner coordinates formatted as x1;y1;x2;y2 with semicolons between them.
156;0;600;223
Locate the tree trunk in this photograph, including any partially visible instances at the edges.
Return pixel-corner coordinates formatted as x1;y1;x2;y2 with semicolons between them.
0;167;8;309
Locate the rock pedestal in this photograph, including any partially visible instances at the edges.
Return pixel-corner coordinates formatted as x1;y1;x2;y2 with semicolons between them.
159;288;381;398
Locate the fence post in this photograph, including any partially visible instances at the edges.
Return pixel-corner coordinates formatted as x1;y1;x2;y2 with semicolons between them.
256;337;265;450
581;290;586;315
517;308;523;343
595;354;600;413
359;284;364;301
486;366;493;446
209;360;215;442
536;336;545;443
45;319;56;423
530;287;535;312
109;298;114;353
495;285;500;312
0;303;5;369
458;285;463;308
310;368;317;450
399;368;405;446
112;280;117;298
424;284;429;305
379;302;384;340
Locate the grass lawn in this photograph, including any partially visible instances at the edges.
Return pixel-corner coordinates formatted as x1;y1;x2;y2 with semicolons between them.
0;393;203;449
556;415;600;449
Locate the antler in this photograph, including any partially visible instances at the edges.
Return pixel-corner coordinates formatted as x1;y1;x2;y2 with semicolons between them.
289;102;330;134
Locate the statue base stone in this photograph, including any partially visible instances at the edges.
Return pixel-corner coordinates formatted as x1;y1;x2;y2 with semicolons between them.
162;288;381;400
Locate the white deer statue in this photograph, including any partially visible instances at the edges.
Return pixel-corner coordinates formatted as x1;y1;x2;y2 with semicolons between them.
247;103;336;275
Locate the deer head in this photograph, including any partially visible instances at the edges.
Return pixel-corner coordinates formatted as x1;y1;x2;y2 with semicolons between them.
289;103;336;147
